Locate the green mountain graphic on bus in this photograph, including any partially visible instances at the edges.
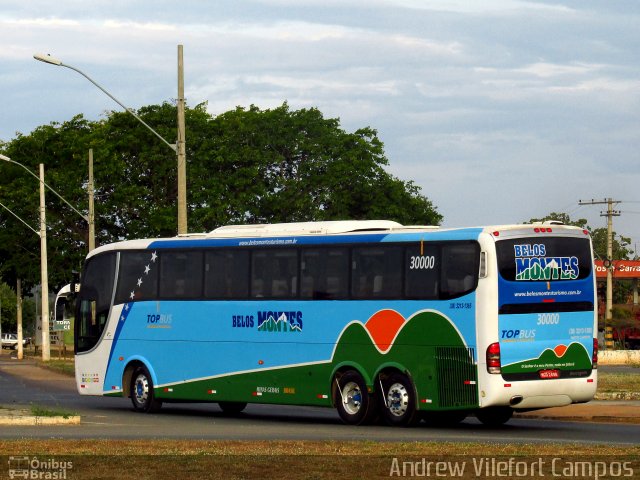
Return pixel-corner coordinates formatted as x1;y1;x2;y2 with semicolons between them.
149;310;474;408
501;342;592;374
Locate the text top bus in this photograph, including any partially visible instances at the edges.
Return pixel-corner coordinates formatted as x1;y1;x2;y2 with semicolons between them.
73;220;597;426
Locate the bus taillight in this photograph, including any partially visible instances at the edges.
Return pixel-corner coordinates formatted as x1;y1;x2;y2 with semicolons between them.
486;342;501;374
592;338;598;369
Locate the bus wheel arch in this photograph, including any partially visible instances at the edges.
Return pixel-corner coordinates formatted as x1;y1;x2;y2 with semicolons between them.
330;362;373;407
125;361;163;413
332;367;378;425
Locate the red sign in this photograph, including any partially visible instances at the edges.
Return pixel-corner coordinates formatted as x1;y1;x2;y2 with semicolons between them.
595;260;640;279
539;369;560;379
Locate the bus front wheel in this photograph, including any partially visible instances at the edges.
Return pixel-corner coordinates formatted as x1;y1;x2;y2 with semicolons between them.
334;370;377;425
380;372;420;427
130;365;163;413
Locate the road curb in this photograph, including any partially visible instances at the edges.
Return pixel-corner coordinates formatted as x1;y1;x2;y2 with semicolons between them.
0;408;80;426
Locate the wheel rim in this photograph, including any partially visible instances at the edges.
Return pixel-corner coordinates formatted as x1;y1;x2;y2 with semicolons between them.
133;373;149;406
341;381;363;415
386;382;409;417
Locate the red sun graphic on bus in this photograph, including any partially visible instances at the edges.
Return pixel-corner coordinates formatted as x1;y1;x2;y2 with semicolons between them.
553;344;568;358
364;310;406;352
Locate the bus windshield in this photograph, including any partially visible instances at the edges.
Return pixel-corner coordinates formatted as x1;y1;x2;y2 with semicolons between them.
495;236;593;313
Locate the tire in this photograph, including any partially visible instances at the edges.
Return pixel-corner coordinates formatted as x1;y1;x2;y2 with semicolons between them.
475;407;513;426
130;365;163;413
334;370;378;426
218;401;247;415
380;372;420;427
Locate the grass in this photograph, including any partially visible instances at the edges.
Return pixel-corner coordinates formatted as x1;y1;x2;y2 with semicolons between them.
36;358;75;376
597;372;640;393
0;440;637;479
29;404;76;419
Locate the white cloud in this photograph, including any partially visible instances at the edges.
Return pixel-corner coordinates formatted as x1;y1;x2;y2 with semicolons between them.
3;17;79;27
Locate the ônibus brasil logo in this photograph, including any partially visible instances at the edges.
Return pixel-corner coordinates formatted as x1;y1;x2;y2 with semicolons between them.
257;311;303;333
514;243;579;281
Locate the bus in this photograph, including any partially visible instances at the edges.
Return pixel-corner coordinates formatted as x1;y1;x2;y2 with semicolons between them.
52;283;77;347
73;220;597;426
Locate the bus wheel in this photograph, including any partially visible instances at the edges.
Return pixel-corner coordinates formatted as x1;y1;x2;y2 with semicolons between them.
130;366;163;413
380;372;419;427
475;407;513;426
218;402;247;415
334;370;377;425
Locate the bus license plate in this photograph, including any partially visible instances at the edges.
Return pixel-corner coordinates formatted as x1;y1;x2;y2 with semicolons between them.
539;369;560;379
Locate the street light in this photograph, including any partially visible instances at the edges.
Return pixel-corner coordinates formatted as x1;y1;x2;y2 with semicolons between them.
0;154;50;361
0;152;94;249
33;49;188;235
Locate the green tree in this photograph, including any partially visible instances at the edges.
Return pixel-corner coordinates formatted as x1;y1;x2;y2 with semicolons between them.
0;282;17;334
0;281;36;336
0;102;442;291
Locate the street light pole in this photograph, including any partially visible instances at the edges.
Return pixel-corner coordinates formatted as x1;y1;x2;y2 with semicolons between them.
88;149;95;251
0;153;50;361
34;51;188;235
38;163;50;361
177;45;187;235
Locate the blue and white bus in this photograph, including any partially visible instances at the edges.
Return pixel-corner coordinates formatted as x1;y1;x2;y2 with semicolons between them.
74;220;597;426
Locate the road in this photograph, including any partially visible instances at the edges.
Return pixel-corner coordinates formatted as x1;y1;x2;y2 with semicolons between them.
1;356;639;445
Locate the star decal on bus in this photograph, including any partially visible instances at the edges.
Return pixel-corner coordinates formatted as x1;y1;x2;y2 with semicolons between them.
128;251;157;300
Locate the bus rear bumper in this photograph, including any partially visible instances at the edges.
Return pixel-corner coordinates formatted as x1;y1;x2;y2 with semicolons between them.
509;394;572;410
478;373;597;410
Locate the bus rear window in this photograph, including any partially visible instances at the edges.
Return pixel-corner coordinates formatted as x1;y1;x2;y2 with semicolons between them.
496;237;592;282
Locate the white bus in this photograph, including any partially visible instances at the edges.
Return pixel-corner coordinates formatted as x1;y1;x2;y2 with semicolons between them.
72;220;597;426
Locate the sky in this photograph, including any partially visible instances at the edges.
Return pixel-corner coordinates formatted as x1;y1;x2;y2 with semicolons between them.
1;0;639;254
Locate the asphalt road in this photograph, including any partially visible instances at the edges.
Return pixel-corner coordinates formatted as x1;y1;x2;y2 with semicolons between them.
1;356;639;445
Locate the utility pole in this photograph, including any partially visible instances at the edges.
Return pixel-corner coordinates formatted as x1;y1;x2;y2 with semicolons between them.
177;44;187;235
579;198;621;348
17;279;23;360
88;149;95;251
39;163;50;361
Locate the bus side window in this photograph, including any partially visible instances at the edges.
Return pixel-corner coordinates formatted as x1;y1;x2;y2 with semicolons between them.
301;248;349;300
251;249;297;299
351;247;402;299
405;245;440;299
159;251;203;299
114;251;159;304
441;243;480;298
204;250;249;299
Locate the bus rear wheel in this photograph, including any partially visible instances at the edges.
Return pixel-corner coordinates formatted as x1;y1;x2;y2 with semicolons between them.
380;372;420;427
334;370;377;425
475;407;513;426
130;365;163;413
